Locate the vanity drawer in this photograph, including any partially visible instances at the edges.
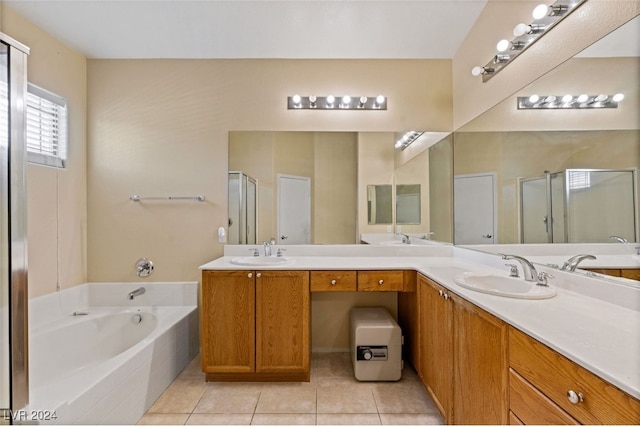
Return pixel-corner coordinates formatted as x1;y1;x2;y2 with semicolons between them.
509;369;578;425
357;270;404;291
509;327;640;424
310;271;357;292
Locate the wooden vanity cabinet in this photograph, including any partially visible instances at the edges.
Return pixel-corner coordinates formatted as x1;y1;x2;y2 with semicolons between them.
418;275;453;422
310;270;357;291
201;270;310;381
509;326;640;424
357;270;406;291
417;274;508;425
452;293;509;425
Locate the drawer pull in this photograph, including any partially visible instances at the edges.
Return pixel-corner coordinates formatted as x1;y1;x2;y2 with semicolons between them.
443;293;450;300
567;390;584;404
330;280;337;286
247;273;253;278
256;273;262;278
438;290;444;297
378;279;384;285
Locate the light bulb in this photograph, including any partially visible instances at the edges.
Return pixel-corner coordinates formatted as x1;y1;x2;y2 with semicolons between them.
496;39;510;52
612;93;624;102
532;4;549;20
513;23;531;37
342;95;351;104
292;94;301;104
375;95;385;105
529;94;540;103
326;95;335;104
544;95;556;103
471;66;484;76
577;94;589;103
359;96;367;104
594;94;608;102
562;95;573;103
309;95;317;103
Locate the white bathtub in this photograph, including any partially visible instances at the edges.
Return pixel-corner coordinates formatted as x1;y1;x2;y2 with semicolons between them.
23;282;199;425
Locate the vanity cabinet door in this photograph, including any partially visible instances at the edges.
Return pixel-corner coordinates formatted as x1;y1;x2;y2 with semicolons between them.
201;270;255;374
256;270;310;375
452;295;509;425
419;275;453;422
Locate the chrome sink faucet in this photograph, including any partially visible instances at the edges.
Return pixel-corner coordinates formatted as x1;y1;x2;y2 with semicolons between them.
396;233;411;244
500;254;538;282
128;287;145;300
561;254;596;272
263;237;277;256
610;235;628;243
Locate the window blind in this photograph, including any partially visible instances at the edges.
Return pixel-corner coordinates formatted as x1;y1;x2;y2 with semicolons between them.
26;83;67;168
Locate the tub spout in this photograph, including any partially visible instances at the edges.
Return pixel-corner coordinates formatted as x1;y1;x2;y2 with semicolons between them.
128;287;146;300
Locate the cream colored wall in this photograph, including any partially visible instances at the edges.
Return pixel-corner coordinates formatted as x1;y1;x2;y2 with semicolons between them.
1;6;87;299
393;149;429;235
453;0;640;129
428;137;454;243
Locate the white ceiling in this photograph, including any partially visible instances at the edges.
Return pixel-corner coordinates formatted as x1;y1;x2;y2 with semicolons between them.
4;0;489;59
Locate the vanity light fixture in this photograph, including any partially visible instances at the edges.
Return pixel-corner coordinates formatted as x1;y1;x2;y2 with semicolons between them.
471;0;586;83
287;95;387;110
395;131;424;150
518;93;625;109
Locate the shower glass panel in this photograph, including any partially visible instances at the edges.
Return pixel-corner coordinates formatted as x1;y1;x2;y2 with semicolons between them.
568;169;636;243
228;171;257;244
520;169;637;243
520;177;550;243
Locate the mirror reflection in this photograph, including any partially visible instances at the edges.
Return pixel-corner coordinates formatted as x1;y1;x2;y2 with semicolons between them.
453;16;640;245
396;184;421;225
367;185;393;225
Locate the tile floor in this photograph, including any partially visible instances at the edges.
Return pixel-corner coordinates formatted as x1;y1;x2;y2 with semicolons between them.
139;353;444;425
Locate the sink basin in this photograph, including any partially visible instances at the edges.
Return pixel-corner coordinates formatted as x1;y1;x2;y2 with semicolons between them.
453;272;556;299
230;256;290;266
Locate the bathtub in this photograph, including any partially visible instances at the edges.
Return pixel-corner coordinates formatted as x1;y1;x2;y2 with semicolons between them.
22;282;199;425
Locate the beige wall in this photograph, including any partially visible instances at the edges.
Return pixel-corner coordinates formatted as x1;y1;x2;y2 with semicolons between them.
452;0;640;129
393;149;430;235
428;137;454;243
1;6;87;299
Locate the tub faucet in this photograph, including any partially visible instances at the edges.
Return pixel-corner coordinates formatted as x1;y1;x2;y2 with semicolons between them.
128;287;146;300
500;254;538;282
561;254;597;272
610;235;628;243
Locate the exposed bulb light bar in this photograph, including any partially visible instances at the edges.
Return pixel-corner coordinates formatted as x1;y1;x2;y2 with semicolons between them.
518;93;625;109
395;131;424;150
472;0;586;82
287;95;387;110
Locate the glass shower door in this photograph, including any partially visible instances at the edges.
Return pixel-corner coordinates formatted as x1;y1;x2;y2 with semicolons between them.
1;39;10;417
520;176;551;243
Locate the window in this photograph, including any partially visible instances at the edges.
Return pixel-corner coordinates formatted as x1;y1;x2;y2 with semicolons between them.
26;83;67;168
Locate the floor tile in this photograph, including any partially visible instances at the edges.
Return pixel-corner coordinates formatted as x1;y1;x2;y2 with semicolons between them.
372;381;440;414
316;383;377;414
251;413;316;425
193;388;261;414
255;383;316;414
186;413;253;425
315;352;353;378
379;413;445;425
137;413;189;425
317;413;382;425
178;353;204;379
146;377;208;414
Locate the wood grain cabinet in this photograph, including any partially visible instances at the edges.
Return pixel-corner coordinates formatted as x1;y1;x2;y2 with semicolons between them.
310;270;357;291
357;270;414;291
201;270;310;382
418;275;454;422
509;326;640;425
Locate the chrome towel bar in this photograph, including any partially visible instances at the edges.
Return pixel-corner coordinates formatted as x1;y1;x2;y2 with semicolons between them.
130;194;205;202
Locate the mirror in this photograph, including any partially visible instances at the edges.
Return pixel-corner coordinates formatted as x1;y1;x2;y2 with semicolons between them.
396;184;421;225
367;185;393;224
452;16;640;245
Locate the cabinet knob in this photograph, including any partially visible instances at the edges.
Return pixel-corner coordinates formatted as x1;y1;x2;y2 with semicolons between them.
330;280;337;285
443;293;450;300
438;290;444;297
256;272;262;278
247;273;253;278
567;390;584;404
378;279;384;285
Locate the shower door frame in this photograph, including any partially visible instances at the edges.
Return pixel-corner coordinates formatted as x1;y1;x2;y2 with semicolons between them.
1;32;30;416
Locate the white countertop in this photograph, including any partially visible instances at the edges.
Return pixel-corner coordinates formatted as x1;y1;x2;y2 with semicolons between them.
200;245;640;399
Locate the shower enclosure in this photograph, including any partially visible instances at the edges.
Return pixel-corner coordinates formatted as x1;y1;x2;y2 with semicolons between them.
228;171;257;244
520;169;638;243
1;33;29;417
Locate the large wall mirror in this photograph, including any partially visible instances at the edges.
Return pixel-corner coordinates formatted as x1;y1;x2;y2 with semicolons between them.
452;16;640;246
